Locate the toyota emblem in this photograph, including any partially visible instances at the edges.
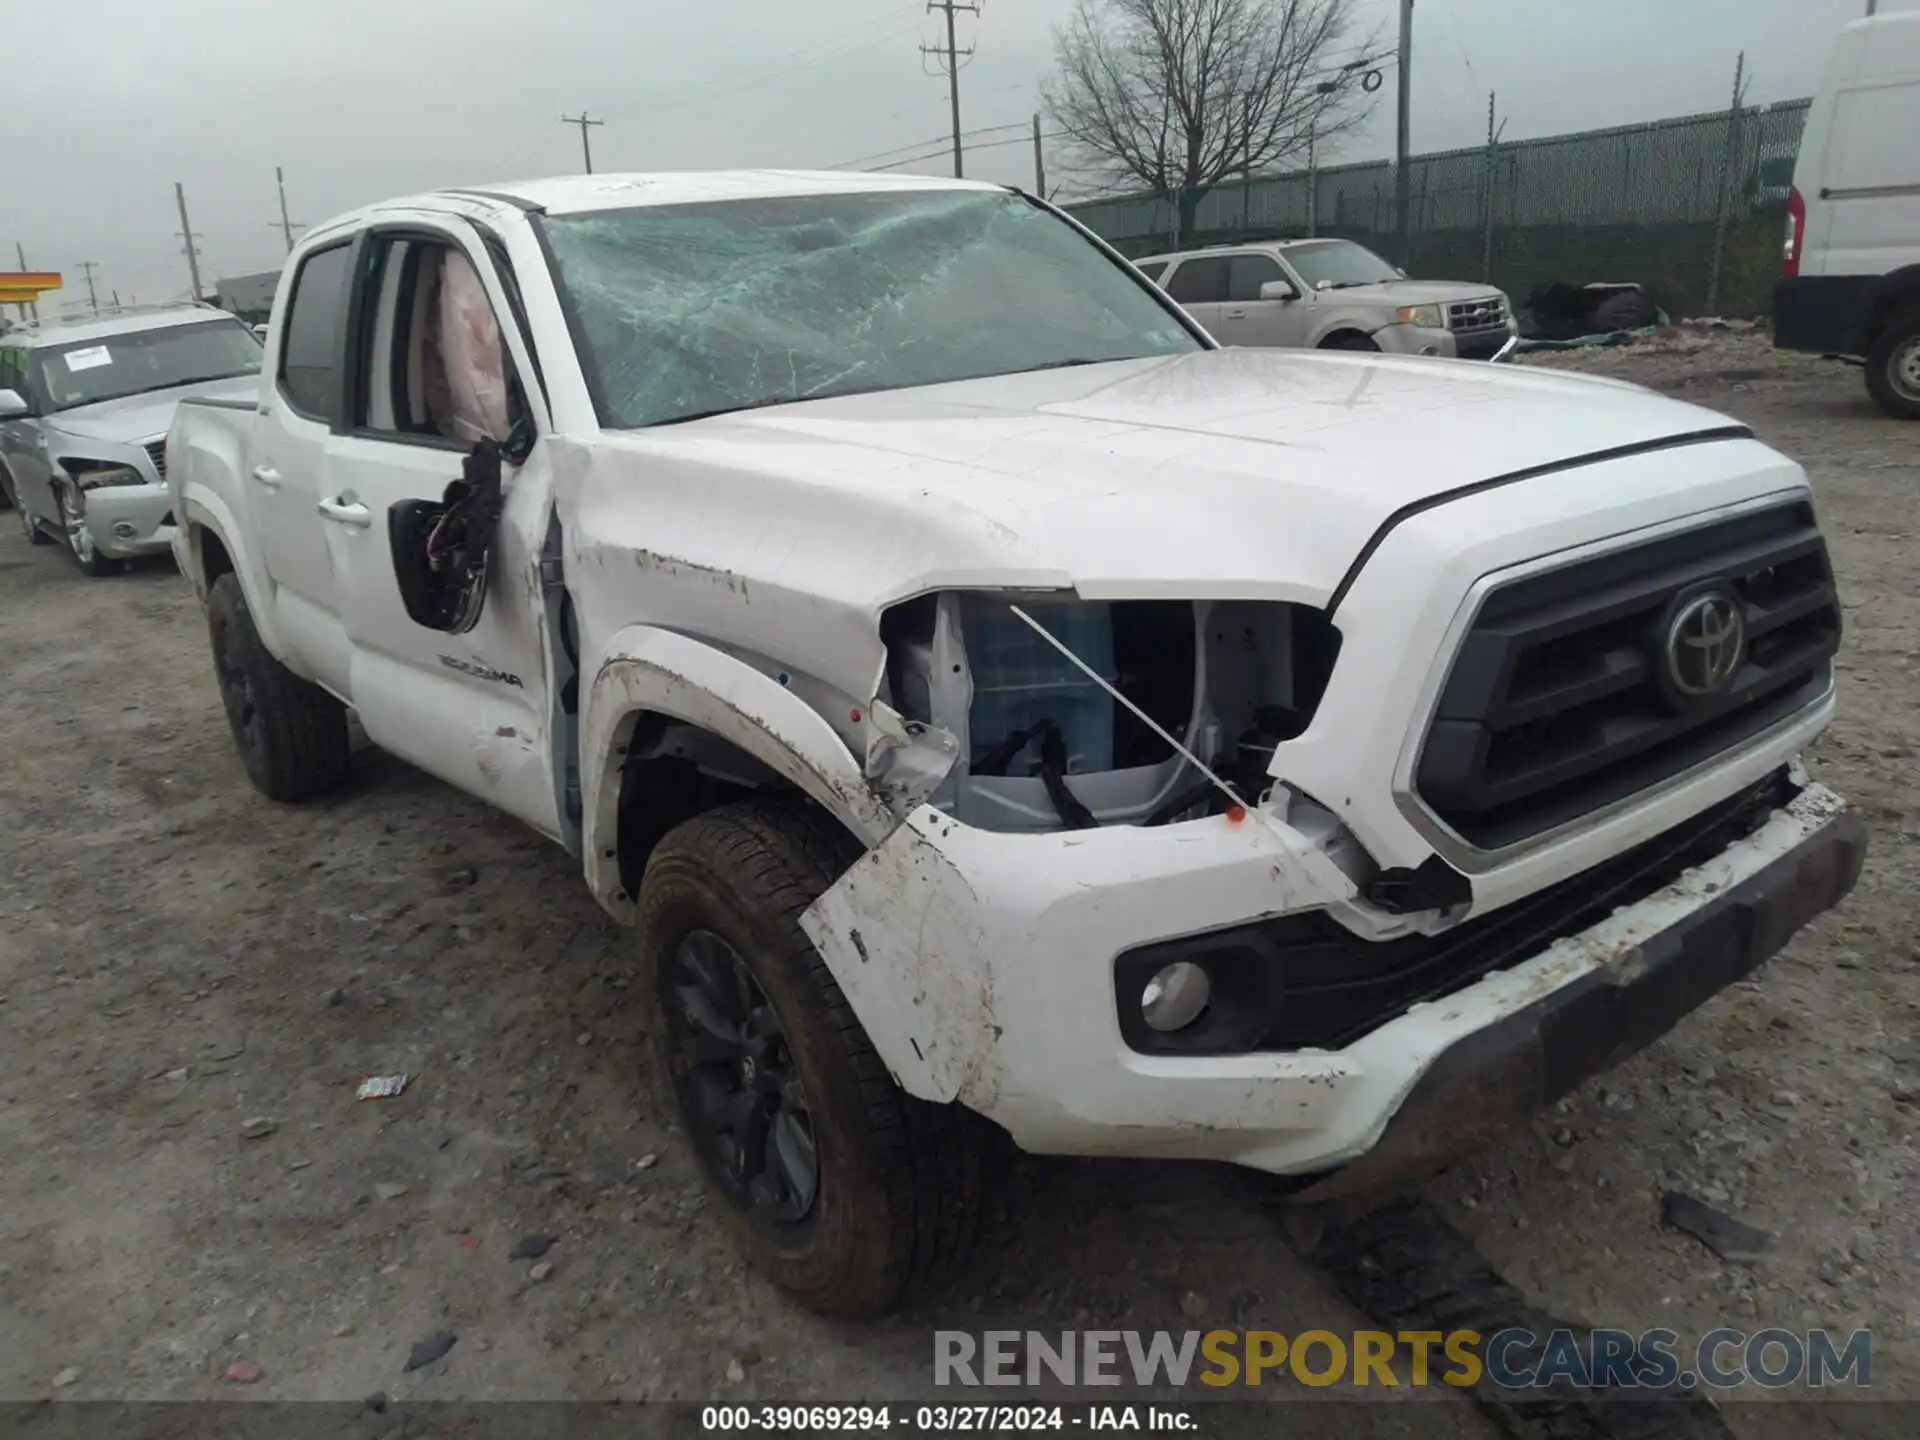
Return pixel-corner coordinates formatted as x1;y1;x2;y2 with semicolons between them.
1664;590;1746;699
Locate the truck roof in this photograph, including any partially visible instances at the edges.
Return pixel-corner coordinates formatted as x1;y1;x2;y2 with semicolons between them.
313;169;1008;238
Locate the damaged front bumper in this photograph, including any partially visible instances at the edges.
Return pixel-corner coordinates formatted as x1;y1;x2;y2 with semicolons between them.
800;773;1862;1183
79;482;176;557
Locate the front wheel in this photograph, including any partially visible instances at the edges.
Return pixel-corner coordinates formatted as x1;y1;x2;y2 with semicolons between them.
18;495;52;545
56;483;119;575
205;573;351;801
1321;332;1381;352
637;800;986;1318
1865;305;1920;421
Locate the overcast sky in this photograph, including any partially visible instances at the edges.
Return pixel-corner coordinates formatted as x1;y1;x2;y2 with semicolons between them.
2;0;1895;312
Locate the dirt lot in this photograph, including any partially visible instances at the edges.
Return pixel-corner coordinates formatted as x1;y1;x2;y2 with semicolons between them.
0;331;1915;1425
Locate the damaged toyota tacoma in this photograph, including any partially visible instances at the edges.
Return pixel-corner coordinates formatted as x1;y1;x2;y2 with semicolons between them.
166;171;1864;1319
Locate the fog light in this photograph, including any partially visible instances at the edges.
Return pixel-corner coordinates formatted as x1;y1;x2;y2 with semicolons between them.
111;521;137;539
1141;961;1211;1033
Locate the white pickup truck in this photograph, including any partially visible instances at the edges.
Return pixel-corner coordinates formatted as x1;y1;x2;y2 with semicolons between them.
168;171;1864;1319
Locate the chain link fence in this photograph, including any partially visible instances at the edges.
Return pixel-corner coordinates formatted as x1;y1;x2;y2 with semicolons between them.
1065;98;1811;320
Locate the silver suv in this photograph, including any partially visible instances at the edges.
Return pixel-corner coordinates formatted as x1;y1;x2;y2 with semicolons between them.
1134;237;1516;360
0;305;264;575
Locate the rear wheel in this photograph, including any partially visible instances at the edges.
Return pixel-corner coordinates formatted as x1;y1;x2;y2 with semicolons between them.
206;573;351;801
56;483;119;576
637;800;986;1318
1865;304;1920;421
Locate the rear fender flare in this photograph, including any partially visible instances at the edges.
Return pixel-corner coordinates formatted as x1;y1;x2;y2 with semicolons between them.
179;493;290;662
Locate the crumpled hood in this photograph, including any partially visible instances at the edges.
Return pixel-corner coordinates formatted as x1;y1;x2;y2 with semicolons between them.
47;374;259;445
573;347;1749;616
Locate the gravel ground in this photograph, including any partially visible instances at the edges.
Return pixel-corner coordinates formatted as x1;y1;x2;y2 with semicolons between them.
0;331;1913;1427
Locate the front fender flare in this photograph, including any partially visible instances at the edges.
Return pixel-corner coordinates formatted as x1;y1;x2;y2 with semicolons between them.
579;624;898;919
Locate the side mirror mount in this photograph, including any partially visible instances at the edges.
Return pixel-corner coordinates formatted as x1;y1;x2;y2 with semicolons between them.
251;324;269;342
1258;280;1301;302
1395;266;1409;278
0;388;30;420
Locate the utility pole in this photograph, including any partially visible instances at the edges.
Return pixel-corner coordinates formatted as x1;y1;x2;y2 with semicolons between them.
76;261;100;313
1481;91;1498;282
273;166;304;254
111;289;122;312
1032;113;1046;198
923;0;978;178
1307;130;1318;237
175;182;205;301
561;112;605;174
1705;51;1746;315
1394;0;1414;267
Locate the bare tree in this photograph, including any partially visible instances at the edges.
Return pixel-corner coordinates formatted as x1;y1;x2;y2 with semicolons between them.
1046;0;1377;242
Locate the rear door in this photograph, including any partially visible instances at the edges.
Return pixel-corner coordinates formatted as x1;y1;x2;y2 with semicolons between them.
1211;252;1311;348
253;241;356;697
1162;256;1228;335
1816;77;1920;278
319;218;562;838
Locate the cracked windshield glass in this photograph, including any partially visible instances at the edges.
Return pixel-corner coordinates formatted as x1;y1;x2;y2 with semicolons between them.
540;188;1200;428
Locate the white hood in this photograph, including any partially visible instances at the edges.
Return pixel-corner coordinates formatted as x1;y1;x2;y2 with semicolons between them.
555;348;1758;703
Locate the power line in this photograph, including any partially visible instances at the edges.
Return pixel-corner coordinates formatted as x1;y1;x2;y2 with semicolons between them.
865;128;1066;172
628;12;924;120
561;112;605;173
922;0;980;178
830;121;1030;172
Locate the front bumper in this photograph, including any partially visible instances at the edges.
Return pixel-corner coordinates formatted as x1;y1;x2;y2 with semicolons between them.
1292;780;1865;1198
802;777;1860;1181
78;482;175;557
1371;323;1458;358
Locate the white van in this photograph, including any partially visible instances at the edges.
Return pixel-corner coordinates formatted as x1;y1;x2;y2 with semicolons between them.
1774;7;1920;419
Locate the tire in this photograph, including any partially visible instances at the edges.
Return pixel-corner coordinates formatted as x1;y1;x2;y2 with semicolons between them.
1865;303;1920;421
1321;331;1380;351
55;482;120;576
205;572;351;801
637;799;986;1318
9;474;53;546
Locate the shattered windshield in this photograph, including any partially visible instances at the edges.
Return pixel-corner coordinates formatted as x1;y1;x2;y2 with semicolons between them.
1282;240;1403;290
539;189;1201;429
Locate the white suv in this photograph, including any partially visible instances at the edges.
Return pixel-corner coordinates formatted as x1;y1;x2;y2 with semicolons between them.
0;306;264;575
1137;237;1516;359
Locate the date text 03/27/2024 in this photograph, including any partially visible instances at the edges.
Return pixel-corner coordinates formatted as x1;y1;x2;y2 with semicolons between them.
701;1406;1191;1432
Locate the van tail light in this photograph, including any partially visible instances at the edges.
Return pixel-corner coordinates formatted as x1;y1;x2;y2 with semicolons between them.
1783;186;1806;277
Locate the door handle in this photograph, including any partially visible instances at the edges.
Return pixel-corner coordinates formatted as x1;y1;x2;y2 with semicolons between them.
1226;308;1248;318
317;497;372;529
250;464;281;489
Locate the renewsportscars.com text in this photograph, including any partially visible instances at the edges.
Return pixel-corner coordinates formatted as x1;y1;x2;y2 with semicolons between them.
935;1327;1872;1390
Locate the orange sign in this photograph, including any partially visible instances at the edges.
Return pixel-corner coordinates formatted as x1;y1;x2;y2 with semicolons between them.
0;271;63;302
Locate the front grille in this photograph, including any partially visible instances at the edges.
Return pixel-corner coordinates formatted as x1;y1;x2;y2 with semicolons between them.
1115;768;1799;1055
1447;296;1508;334
143;438;167;480
1415;501;1839;849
